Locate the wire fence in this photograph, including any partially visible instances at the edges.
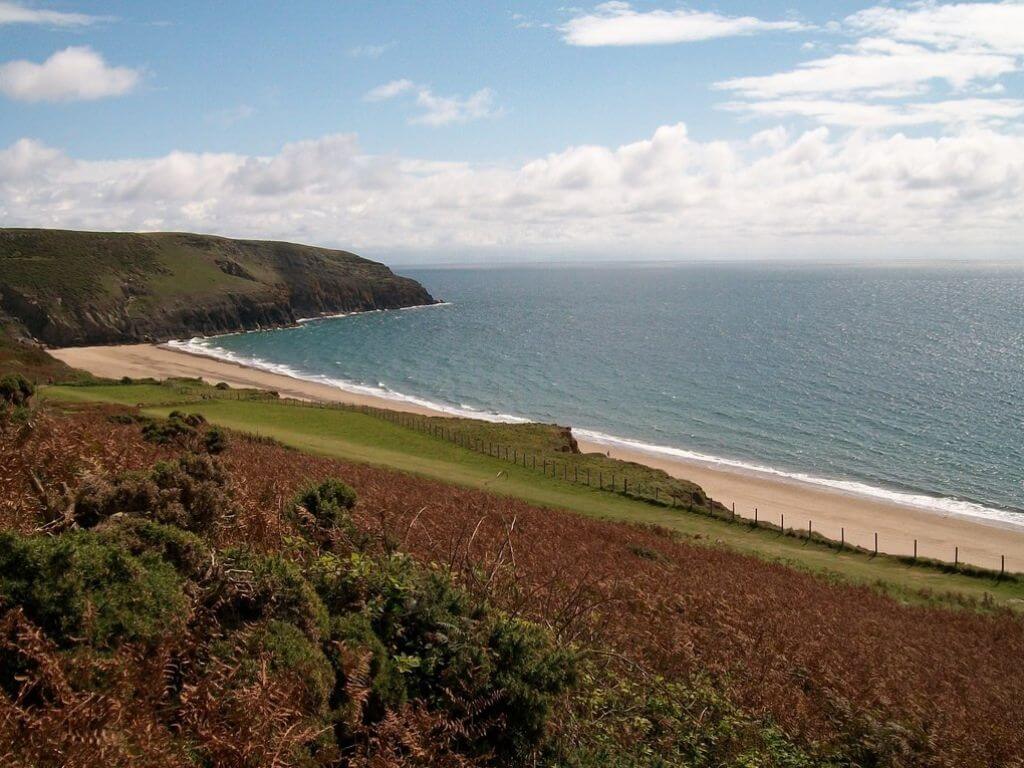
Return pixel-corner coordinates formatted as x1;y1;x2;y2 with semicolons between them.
236;394;1018;579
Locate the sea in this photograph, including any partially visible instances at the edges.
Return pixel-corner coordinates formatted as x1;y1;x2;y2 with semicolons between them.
169;263;1024;528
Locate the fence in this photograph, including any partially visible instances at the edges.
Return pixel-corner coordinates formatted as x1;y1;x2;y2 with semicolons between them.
217;391;1016;578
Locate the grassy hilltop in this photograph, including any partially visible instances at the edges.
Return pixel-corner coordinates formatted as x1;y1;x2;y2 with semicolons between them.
0;228;435;346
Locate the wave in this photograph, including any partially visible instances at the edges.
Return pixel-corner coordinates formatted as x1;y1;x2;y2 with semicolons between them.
167;331;1024;533
296;301;452;324
573;428;1024;530
164;336;529;424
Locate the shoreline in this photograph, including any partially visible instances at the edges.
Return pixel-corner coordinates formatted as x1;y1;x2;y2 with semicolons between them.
49;342;1024;571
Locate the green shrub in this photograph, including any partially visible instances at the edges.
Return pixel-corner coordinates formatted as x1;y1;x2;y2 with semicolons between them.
218;549;329;642
203;426;229;454
75;453;233;534
0;530;187;649
227;619;335;713
141;412;207;445
312;552;575;760
0;373;34;406
95;517;211;578
290;479;358;546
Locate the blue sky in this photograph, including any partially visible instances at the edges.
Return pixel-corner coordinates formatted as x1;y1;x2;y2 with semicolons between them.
2;1;1023;261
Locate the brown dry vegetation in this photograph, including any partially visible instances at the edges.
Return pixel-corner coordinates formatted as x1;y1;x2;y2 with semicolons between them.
3;404;1024;766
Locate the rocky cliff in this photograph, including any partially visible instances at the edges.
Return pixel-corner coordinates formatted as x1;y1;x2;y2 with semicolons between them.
0;229;437;346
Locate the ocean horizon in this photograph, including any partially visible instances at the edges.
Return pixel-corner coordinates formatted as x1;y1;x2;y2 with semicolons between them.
170;262;1024;529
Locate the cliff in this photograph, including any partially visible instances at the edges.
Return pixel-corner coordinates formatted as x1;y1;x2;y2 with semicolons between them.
0;229;436;347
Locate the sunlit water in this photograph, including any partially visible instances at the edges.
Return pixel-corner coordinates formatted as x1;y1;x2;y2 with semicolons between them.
171;263;1024;527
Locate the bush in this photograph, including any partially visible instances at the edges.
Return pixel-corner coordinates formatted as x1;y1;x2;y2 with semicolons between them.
203;426;229;454
0;373;34;407
74;453;233;534
291;478;358;545
95;517;211;578
0;530;187;649
141;412;207;445
217;549;330;642
312;552;576;760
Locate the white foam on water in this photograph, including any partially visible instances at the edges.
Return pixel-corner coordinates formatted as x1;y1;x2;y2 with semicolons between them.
573;427;1024;530
166;318;1024;533
164;335;529;424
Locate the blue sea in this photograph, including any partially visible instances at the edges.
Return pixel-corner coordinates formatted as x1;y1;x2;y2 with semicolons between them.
171;263;1024;527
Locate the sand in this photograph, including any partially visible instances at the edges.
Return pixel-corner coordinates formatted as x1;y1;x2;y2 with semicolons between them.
50;343;1024;571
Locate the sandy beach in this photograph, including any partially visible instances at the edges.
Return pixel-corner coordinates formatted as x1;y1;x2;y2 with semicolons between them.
51;343;1024;571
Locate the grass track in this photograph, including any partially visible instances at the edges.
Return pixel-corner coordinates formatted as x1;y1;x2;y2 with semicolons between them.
44;383;1024;609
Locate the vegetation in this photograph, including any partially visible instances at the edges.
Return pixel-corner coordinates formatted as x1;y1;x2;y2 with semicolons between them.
42;379;1023;608
2;398;1024;766
0;228;435;346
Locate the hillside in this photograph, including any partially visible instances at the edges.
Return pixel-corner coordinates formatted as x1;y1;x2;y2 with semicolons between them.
2;385;1023;766
0;229;436;346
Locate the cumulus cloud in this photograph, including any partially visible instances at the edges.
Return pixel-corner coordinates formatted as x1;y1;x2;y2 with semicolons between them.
561;2;806;46
2;124;1022;258
718;2;1024;130
365;79;502;126
0;46;140;102
0;1;99;26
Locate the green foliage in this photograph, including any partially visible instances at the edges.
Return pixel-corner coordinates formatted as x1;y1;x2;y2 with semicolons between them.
290;478;359;545
218;549;330;642
549;666;829;768
94;517;211;578
75;453;232;534
223;619;335;714
0;529;187;649
0;372;34;406
203;425;229;454
313;551;576;760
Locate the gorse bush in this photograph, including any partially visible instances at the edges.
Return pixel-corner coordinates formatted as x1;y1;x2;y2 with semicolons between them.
0;529;187;651
0;373;34;407
313;551;577;761
74;452;233;533
291;478;359;545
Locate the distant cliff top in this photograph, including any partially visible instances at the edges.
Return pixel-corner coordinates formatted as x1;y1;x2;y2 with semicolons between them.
0;229;436;347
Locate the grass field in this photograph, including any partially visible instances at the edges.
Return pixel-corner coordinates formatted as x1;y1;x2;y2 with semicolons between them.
42;380;1024;609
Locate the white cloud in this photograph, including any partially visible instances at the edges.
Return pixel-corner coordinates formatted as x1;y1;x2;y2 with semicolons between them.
349;42;394;59
0;46;140;102
365;79;502;126
717;2;1024;131
561;1;806;46
847;1;1024;54
723;97;1024;128
2;124;1022;258
0;1;99;26
716;37;1016;99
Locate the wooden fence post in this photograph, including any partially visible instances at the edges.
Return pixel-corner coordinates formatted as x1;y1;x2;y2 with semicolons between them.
874;532;878;556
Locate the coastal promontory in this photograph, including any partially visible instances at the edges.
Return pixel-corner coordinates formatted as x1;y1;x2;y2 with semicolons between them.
0;228;436;347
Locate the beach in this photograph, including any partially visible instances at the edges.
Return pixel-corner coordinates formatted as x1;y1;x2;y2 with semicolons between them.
51;342;1024;571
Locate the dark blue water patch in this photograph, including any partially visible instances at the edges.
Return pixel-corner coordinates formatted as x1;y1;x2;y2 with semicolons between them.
175;263;1024;522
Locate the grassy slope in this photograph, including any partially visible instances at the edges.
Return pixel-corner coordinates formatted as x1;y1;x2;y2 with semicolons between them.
44;381;1024;609
0;229;434;345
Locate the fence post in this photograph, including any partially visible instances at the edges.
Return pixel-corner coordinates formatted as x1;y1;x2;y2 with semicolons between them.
808;520;812;539
840;527;844;548
1001;555;1005;577
955;546;958;566
874;532;878;556
913;539;917;561
731;502;735;521
754;507;758;524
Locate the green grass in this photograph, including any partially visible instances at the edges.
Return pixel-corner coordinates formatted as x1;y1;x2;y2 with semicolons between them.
41;380;1024;610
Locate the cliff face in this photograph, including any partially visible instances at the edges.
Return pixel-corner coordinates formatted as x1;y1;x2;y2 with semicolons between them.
0;229;436;346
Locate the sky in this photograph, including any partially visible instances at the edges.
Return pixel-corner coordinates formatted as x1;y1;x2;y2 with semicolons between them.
1;1;1023;263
